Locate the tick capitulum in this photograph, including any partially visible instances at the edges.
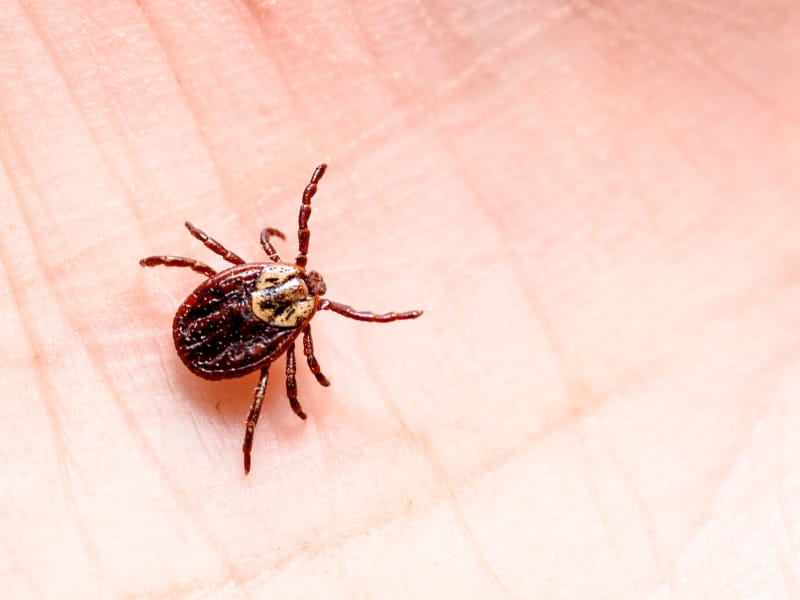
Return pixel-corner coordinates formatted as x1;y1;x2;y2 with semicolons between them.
140;164;422;474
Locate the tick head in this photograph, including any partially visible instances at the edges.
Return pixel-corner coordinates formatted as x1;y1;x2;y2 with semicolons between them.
251;264;318;328
305;270;326;297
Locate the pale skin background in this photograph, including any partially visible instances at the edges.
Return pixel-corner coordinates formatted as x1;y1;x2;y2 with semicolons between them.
2;1;800;598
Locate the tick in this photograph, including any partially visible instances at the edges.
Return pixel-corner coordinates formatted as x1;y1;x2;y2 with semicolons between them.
140;164;422;474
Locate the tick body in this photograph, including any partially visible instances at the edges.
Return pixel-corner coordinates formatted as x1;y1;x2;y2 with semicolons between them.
140;164;422;474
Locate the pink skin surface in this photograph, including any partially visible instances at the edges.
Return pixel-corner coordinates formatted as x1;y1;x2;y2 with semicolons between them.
2;1;800;598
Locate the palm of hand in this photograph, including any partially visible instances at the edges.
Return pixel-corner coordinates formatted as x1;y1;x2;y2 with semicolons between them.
2;2;799;598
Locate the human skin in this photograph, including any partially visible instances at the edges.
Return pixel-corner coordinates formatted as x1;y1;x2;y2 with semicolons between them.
2;1;800;598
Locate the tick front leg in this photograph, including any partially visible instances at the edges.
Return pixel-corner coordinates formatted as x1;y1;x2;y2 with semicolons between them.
185;222;245;265
295;164;327;269
320;299;423;323
243;367;269;475
260;227;286;262
303;325;330;387
139;256;216;278
285;342;307;420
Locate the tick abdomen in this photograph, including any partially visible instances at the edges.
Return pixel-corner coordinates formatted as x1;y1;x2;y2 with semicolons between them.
173;264;305;380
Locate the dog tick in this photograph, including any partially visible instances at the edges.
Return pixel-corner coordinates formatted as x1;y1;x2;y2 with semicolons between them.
140;164;422;474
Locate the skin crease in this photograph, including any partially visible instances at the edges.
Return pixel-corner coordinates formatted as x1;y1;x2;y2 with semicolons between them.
1;0;800;597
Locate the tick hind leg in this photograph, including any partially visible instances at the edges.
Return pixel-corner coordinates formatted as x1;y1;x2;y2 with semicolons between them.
285;342;307;420
302;325;330;386
243;366;270;475
139;256;216;278
184;222;245;265
320;299;423;322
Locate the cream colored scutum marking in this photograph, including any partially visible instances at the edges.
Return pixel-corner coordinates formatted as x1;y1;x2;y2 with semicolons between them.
251;264;315;328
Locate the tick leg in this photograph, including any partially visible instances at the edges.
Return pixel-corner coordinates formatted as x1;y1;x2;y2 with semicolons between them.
243;366;269;475
302;325;330;387
260;227;286;262
320;299;423;323
184;222;245;265
139;255;216;278
295;164;327;269
285;342;307;420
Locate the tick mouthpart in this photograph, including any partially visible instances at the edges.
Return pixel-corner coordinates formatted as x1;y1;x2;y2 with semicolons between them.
305;270;326;296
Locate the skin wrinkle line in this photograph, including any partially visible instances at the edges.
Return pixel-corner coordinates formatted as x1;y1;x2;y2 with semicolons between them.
340;0;498;155
566;383;623;568
614;297;800;576
0;111;241;594
413;0;468;76
369;27;604;579
683;43;800;128
449;362;790;595
664;0;800;127
664;374;785;578
434;12;576;99
158;477;502;599
234;0;325;158
0;531;45;600
239;0;364;68
520;5;737;546
347;5;555;391
69;322;244;589
273;21;363;67
0;118;106;582
131;0;239;226
245;0;351;65
311;422;351;523
391;412;518;600
11;0;210;295
612;54;730;201
143;403;617;600
46;224;141;270
772;536;800;598
119;576;220;600
341;11;570;159
7;302;103;578
354;336;515;598
343;9;612;589
360;3;794;575
604;123;667;239
580;0;800;128
776;400;800;574
563;0;732;223
667;0;763;32
339;115;396;157
236;0;349;237
183;398;220;469
0;271;47;600
705;0;800;36
549;29;674;241
14;1;155;246
257;0;513;167
125;377;629;600
604;444;672;590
